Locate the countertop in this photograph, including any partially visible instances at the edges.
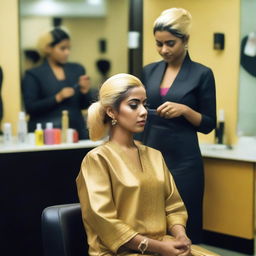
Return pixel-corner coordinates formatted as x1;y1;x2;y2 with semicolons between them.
1;136;256;162
0;139;103;154
200;137;256;162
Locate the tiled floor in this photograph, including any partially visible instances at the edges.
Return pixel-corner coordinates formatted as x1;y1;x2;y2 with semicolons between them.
200;244;252;256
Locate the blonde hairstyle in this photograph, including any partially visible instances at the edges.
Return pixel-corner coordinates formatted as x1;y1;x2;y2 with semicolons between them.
153;8;192;38
37;28;70;57
87;73;144;141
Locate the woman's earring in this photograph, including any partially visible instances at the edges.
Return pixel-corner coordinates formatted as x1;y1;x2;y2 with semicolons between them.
185;44;188;50
111;119;117;126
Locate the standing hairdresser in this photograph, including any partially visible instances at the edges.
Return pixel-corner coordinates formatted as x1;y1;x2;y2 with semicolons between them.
22;28;92;139
140;8;216;243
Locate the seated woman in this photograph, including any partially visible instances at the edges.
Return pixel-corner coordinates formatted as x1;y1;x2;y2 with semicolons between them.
76;74;220;256
22;28;93;139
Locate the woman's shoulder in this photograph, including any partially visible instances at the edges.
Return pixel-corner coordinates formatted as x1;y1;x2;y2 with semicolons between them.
65;62;85;71
84;142;110;159
25;62;47;76
189;57;213;75
143;60;164;71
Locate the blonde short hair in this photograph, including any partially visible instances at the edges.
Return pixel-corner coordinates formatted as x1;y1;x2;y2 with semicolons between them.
87;73;144;141
153;8;192;38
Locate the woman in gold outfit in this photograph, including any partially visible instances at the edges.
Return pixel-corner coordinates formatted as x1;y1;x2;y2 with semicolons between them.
76;74;220;256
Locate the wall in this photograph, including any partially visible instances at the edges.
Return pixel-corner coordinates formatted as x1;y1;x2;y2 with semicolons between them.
143;0;240;144
64;0;128;86
0;0;21;133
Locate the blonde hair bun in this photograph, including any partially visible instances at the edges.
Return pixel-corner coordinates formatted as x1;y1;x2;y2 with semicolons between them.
87;101;107;141
154;8;192;36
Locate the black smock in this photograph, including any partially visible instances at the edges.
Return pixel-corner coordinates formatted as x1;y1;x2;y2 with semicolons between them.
140;53;216;243
22;60;93;139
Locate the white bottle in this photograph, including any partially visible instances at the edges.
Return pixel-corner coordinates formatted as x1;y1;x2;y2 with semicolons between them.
17;112;28;144
3;122;12;145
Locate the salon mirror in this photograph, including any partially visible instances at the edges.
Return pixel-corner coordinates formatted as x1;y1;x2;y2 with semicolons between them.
19;0;129;88
238;0;256;136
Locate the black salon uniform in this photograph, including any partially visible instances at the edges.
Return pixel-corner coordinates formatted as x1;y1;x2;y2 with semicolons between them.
22;60;93;139
140;53;216;243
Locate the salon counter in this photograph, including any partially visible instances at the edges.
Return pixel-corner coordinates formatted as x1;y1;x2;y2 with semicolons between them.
199;138;256;254
0;139;103;153
0;140;103;256
200;141;256;162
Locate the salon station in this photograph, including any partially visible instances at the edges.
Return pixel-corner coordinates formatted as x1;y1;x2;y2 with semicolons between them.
1;0;256;256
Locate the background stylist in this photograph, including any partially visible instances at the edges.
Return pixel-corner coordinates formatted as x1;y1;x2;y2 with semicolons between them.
22;28;93;139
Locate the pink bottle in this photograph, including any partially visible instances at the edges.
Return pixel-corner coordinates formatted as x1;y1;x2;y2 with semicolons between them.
44;122;55;145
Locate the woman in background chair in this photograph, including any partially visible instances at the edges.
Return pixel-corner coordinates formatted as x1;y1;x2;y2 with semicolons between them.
138;8;216;243
22;28;92;139
76;73;220;256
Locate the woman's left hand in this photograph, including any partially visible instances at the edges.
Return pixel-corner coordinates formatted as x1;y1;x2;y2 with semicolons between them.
175;235;191;256
175;234;191;247
157;101;188;119
78;75;90;94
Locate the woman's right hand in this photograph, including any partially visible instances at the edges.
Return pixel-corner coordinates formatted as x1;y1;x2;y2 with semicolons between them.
55;87;75;103
160;240;191;256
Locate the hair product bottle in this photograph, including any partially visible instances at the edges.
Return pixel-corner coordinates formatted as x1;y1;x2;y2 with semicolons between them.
35;123;44;146
44;122;55;145
53;128;61;144
73;129;79;143
3;122;12;145
17;112;28;144
215;109;225;144
67;128;74;143
61;110;69;143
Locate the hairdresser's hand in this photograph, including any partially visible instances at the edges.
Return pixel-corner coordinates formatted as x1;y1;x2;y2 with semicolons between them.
78;75;90;94
157;101;188;119
55;87;75;103
160;239;190;256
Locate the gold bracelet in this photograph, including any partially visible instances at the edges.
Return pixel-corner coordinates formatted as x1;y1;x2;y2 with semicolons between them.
138;238;149;254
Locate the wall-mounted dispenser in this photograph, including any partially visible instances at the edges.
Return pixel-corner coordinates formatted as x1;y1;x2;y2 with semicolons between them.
214;33;225;50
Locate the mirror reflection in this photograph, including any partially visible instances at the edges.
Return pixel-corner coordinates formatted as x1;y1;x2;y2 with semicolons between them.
19;0;129;139
20;0;129;86
238;0;256;136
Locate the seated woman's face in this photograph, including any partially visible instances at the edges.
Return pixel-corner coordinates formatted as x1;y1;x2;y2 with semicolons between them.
115;87;148;134
48;39;71;64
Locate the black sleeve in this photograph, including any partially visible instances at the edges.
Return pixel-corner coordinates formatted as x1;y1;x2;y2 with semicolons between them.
77;65;95;109
196;68;217;134
22;71;58;115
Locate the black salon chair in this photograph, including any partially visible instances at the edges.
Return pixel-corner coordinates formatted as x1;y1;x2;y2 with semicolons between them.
41;203;88;256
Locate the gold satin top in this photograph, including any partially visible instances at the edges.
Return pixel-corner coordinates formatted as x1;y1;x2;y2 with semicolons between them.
76;141;187;256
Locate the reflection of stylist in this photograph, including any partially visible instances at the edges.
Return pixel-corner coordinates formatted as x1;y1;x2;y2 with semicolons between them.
22;28;92;139
140;8;216;243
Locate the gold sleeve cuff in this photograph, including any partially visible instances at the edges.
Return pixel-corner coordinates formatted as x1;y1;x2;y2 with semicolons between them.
110;229;138;253
166;214;187;233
